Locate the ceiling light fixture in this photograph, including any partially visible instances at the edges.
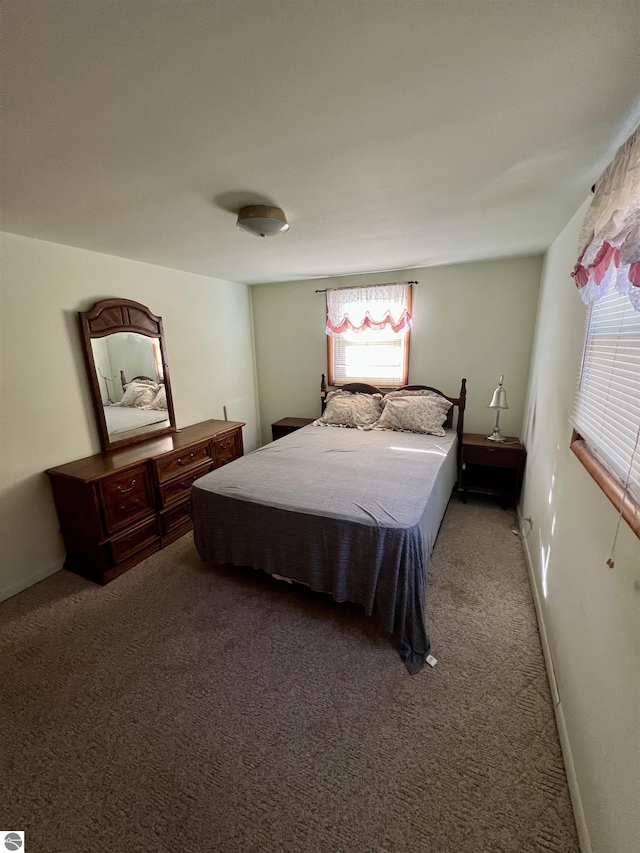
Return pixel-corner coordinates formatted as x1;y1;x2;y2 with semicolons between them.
236;205;289;237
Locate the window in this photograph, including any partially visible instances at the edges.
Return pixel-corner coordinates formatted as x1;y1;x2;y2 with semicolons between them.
326;283;412;387
569;123;640;539
571;286;640;536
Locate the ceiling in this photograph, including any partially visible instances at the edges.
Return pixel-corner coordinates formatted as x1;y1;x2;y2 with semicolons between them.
2;1;640;285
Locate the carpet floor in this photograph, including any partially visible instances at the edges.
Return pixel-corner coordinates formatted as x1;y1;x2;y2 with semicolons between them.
0;497;579;853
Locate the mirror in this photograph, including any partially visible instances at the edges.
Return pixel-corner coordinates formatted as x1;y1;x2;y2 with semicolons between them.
79;299;177;451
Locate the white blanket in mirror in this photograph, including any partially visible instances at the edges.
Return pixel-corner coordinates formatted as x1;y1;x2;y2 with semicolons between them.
104;405;169;435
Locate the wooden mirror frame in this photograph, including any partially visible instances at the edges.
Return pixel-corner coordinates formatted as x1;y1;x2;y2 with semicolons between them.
79;298;177;452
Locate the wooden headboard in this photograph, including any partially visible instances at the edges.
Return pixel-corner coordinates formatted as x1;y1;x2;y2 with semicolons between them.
120;371;164;387
320;374;467;445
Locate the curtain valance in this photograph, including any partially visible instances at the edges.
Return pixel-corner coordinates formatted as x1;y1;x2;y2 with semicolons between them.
326;283;413;337
572;125;640;312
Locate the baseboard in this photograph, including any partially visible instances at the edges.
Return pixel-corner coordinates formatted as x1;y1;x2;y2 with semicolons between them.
0;561;61;603
517;510;592;853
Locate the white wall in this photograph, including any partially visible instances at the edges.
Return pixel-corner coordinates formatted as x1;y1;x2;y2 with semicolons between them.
520;202;640;853
91;336;114;403
105;332;157;397
251;256;542;445
0;232;260;601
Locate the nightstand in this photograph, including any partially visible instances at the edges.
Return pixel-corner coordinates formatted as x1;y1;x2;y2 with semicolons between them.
271;417;315;441
458;433;526;508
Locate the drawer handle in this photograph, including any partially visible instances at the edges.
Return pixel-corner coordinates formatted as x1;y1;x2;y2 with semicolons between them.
115;479;136;494
177;453;195;466
119;498;142;513
219;439;232;449
179;475;198;489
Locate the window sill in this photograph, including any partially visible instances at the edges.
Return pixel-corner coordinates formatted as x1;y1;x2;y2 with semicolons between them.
570;431;640;540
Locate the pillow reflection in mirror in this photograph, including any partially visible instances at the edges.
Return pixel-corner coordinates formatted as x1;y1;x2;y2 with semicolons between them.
114;380;159;409
148;386;168;411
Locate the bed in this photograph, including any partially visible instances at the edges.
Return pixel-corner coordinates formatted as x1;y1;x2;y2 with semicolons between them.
104;405;170;435
191;379;466;673
104;373;169;436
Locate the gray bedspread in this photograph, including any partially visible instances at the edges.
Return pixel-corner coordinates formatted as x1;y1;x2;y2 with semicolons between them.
191;425;458;674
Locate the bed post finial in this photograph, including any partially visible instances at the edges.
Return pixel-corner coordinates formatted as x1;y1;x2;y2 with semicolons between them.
321;373;327;394
456;378;467;451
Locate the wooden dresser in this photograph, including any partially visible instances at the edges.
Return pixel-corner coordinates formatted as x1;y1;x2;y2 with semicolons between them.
46;419;244;584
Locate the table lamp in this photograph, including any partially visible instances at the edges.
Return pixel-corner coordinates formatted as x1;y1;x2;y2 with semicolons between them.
487;375;508;442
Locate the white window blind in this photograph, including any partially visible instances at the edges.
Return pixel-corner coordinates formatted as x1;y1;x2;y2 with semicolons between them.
572;287;640;502
332;326;407;385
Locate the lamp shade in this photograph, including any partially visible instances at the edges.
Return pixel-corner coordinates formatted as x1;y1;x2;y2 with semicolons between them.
236;205;289;237
488;376;509;410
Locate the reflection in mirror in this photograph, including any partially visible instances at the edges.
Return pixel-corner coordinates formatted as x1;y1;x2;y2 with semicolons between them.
90;333;170;443
79;298;177;451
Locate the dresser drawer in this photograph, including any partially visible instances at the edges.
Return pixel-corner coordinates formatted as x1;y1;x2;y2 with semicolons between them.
463;444;521;468
99;466;155;532
155;441;213;483
213;432;240;467
110;517;161;564
159;462;213;508
162;501;192;536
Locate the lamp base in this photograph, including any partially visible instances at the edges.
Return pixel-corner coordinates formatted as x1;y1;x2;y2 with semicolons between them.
486;429;507;442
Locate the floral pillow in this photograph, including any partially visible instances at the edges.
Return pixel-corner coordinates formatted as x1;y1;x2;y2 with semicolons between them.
373;394;452;435
114;380;159;409
313;389;383;428
381;388;443;407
